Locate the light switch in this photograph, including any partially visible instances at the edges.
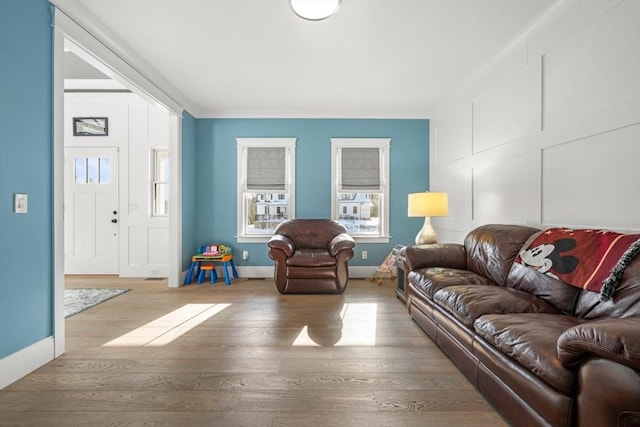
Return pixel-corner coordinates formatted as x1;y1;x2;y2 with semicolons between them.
14;193;28;213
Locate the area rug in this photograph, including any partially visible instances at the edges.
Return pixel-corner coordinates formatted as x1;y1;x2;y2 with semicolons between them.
65;288;130;318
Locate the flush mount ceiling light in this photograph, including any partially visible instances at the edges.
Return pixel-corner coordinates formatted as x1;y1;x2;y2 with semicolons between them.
290;0;341;21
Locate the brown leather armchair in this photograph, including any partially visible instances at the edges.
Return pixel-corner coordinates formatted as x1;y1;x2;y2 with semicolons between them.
267;219;356;294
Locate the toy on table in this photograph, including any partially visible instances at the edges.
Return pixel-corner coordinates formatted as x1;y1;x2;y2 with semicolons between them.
200;244;231;257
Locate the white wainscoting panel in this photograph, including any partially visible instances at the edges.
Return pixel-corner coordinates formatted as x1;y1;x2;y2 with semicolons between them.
428;0;640;240
127;226;141;266
542;0;640;130
436;162;472;221
433;104;471;165
541;123;640;230
148;227;170;266
472;155;529;223
473;68;528;153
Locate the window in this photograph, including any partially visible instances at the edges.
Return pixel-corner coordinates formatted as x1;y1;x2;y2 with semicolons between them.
331;138;390;242
74;157;110;184
237;138;296;242
152;149;169;216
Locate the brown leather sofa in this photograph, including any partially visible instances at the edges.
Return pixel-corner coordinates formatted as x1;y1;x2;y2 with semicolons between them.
403;224;640;427
267;219;356;294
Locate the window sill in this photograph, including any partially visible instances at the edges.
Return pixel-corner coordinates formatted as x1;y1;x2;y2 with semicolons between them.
237;235;273;243
351;235;391;244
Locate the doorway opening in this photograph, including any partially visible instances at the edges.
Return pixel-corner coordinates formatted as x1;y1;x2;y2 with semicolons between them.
53;10;184;357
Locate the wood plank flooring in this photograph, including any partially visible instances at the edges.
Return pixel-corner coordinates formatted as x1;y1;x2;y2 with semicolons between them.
0;277;507;426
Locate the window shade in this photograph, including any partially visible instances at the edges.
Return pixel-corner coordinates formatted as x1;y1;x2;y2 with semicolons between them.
341;147;380;190
247;147;286;190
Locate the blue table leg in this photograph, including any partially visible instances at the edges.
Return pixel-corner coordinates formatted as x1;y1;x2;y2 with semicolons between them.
229;259;238;279
222;261;231;285
184;261;197;285
211;268;218;284
197;268;206;284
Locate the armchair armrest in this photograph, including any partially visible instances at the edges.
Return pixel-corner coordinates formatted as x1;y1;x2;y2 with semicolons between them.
328;233;356;257
267;235;295;258
557;317;640;370
403;243;467;272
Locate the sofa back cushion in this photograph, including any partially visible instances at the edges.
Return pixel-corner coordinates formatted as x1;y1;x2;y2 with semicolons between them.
573;255;640;319
508;262;581;314
464;224;540;287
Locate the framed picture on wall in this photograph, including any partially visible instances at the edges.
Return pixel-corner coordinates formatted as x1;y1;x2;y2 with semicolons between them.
73;117;109;136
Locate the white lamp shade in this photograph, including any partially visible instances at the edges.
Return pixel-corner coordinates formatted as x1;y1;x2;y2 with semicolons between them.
408;192;449;217
290;0;341;21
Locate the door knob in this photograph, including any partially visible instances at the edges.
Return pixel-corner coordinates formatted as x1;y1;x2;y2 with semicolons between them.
113;210;118;215
111;219;118;223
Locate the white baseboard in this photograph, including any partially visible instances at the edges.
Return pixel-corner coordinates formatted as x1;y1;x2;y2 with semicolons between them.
180;265;379;284
0;337;54;389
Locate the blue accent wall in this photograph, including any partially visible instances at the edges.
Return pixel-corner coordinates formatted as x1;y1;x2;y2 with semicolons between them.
195;119;429;267
181;110;198;270
0;0;53;358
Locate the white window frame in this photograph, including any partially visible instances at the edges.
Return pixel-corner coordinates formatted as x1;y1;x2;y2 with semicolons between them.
331;138;391;243
151;148;169;217
236;137;296;243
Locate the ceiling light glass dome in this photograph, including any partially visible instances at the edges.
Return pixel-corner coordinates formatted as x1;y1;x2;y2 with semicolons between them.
290;0;341;21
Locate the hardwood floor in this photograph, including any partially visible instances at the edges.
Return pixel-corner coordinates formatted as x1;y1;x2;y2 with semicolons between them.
0;277;507;426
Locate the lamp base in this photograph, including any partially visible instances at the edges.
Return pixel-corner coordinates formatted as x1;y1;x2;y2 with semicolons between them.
415;216;440;245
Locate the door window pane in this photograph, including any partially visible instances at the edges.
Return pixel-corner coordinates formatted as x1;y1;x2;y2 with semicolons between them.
74;158;87;184
87;158;99;183
99;158;111;184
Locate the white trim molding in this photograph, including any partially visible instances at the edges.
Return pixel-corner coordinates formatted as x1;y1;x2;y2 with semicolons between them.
52;4;184;115
0;338;54;389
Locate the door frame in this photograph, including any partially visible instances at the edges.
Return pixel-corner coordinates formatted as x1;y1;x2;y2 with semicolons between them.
52;8;184;357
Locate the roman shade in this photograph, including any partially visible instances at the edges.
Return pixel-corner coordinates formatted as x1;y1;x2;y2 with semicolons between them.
340;147;380;190
246;147;286;191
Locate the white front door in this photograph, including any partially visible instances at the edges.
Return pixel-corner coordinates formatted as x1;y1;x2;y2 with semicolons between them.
64;147;119;274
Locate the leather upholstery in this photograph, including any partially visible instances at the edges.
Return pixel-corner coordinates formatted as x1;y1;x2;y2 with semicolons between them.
267;219;355;294
404;223;640;427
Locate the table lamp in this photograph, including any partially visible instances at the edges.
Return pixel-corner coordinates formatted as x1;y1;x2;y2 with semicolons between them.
407;192;449;244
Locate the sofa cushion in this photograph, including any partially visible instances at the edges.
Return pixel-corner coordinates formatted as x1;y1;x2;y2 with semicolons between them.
433;285;559;327
464;224;540;287
474;313;584;395
408;267;496;300
573;255;640;320
507;262;581;314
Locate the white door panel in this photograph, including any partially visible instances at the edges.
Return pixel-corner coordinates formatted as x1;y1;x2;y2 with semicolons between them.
65;147;119;274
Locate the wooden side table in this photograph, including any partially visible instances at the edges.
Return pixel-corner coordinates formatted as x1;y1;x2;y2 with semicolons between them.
392;244;407;302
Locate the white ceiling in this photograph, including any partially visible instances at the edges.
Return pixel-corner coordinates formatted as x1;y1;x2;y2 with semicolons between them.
55;0;555;118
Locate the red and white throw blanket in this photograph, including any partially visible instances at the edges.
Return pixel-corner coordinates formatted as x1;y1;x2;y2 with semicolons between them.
515;227;640;300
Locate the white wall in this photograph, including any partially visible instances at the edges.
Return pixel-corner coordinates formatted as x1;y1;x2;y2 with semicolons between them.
429;0;640;243
65;92;170;277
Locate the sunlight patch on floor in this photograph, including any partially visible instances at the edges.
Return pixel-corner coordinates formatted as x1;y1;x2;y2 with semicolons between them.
103;303;230;347
292;303;377;346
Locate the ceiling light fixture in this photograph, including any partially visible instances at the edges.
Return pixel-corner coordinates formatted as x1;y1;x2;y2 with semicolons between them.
290;0;341;21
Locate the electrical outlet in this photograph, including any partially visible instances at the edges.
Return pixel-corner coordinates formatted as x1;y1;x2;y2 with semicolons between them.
362;250;368;260
242;250;249;260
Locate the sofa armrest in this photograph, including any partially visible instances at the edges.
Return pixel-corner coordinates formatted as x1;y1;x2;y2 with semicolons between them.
328;233;356;257
557;317;640;370
403;243;467;272
267;235;295;258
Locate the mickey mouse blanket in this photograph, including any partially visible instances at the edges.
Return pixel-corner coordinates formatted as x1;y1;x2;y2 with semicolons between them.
515;227;640;301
